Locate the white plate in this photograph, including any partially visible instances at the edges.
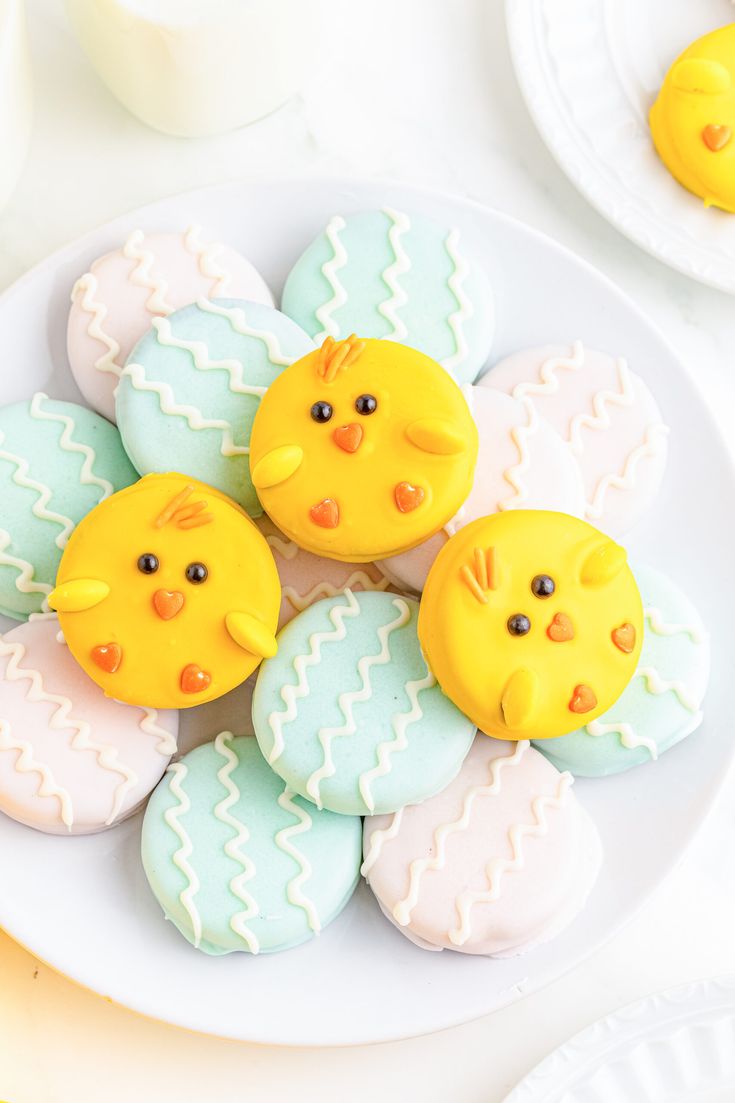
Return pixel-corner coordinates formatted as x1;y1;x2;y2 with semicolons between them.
0;180;731;1046
503;976;735;1101
506;0;735;295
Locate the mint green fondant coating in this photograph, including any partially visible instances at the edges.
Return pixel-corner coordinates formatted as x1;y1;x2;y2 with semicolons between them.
115;299;314;516
281;209;494;385
534;565;710;777
0;394;138;620
252;590;476;816
141;734;361;955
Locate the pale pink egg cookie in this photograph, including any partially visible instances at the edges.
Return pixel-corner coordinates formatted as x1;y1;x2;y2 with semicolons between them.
67;225;273;421
362;736;601;956
257;514;395;630
0;617;178;834
479;341;669;535
380;386;585;593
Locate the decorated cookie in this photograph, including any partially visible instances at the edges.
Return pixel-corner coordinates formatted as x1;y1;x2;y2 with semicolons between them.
418;511;643;741
68;225;273;421
0;617;177;834
256;514;393;630
48;473;280;709
534;564;709;776
281;208;494;385
650;24;735;213
116;298;314;516
249;336;479;561
142;732;361;955
252;590;476;816
480;342;669;535
381;386;586;593
362;736;601;955
0;393;138;621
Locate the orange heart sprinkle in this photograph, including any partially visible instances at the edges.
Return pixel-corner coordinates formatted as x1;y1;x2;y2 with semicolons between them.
547;612;575;643
310;498;340;528
333;423;363;453
612;622;636;654
153;589;185;621
180;663;212;694
569;684;597;714
702;124;732;152
395;481;425;513
91;643;122;673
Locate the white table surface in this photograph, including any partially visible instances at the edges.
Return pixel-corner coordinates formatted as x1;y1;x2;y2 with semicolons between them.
1;2;734;1100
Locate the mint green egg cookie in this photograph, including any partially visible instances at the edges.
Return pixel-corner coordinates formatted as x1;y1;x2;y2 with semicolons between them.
534;564;709;776
252;590;477;816
141;732;361;955
0;393;138;620
115;298;314;516
281;208;494;385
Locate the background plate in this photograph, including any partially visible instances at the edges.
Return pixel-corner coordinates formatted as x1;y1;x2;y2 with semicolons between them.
506;0;735;294
0;180;731;1045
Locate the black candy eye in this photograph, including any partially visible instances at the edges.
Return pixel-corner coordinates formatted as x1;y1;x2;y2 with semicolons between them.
137;553;159;575
185;562;208;584
507;614;531;637
355;394;377;416
531;574;555;599
310;401;333;423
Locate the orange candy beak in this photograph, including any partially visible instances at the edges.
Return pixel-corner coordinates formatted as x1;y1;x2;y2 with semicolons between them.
153;589;185;620
333;423;363;453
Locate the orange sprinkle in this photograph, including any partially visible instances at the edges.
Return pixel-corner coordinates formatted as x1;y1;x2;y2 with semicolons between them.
155;485;194;528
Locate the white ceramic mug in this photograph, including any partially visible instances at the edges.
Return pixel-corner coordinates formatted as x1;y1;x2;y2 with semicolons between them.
65;0;316;138
0;0;32;211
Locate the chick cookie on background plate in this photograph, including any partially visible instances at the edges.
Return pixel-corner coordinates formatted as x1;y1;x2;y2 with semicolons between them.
48;473;280;709
249;335;479;562
418;511;643;741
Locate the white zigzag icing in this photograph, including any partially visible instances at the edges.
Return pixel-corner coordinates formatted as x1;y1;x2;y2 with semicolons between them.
644;606;705;644
442;229;473;373
183;224;231;298
307;597;411;809
282;572;390;615
0;719;74;826
450;771;574;946
636;665;700;712
392;742;528;925
213;732;259;953
0;429;75;547
377;207;410;340
275;785;321;932
0;529;51;598
138;708;177;756
567;356;635;456
70;271;122;378
585;423;669;521
267;589;361;765
164;761;202;946
122;229;175;314
120;363;248;457
358;657;436;815
265;532;299;560
0;637;136;826
511;340;585;411
152;315;267;397
315;215;348;342
30;392;114;499
197;299;296;367
361;806;405;878
498;394;540;511
585;717;659;760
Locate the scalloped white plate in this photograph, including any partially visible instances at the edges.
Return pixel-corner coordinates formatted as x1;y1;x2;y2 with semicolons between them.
506;0;735;294
0;180;732;1045
503;977;735;1101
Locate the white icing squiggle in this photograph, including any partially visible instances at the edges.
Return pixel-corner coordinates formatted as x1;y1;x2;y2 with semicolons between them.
70;271;122;378
120;364;248;457
0;529;51;599
585;717;659;760
197;299;296;367
30;393;114;499
213;732;259;953
450;771;574;947
183;224;231;298
315;215;348;342
0;719;74;826
267;590;361;765
644;606;705;644
306;597;411;809
392;742;528;926
282;572;390;614
275;786;321;932
361;807;405;878
442;229;473;373
636;666;700;712
377;207;410;340
138;709;177;756
122;229;175;314
0;429;75;546
585;423;669;521
152;316;267;397
498;395;540;511
164;762;202;946
567;356;635;456
511;340;585;409
266;532;299;560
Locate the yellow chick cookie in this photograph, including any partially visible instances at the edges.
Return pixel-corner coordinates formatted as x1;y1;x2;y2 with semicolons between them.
417;511;643;741
650;23;735;212
48;473;280;709
248;336;479;561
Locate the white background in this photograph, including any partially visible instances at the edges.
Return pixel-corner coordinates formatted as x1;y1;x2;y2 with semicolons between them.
0;1;734;1100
